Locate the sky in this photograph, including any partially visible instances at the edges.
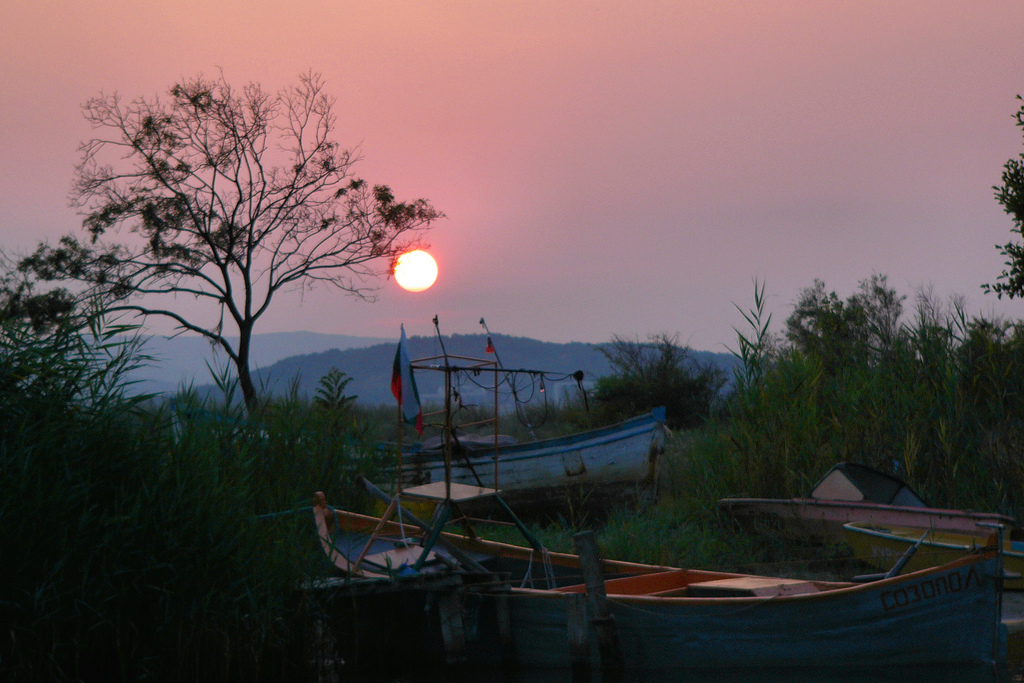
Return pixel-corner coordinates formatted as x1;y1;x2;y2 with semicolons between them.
3;1;1024;352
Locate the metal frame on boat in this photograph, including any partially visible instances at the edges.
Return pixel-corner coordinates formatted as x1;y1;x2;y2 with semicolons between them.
383;327;666;512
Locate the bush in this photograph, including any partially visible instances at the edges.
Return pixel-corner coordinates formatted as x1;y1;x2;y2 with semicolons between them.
592;333;726;429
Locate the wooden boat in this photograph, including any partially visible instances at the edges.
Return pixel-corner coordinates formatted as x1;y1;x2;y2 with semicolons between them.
718;462;1016;542
386;407;667;512
308;493;1007;673
844;521;1024;590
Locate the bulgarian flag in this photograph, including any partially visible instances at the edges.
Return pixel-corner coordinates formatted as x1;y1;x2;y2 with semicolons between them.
391;325;423;435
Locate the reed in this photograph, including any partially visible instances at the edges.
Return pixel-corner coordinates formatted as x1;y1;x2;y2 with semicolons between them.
0;315;382;681
708;291;1024;518
498;283;1024;579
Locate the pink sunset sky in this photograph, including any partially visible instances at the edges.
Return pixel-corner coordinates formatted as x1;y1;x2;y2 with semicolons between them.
3;1;1024;350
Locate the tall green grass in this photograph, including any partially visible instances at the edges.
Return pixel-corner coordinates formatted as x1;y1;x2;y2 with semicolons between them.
0;315;384;681
701;292;1024;517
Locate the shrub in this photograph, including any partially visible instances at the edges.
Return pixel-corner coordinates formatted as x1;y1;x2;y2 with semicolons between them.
592;333;726;429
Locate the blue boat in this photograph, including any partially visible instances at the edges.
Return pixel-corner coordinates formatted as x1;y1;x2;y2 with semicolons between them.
509;554;1004;670
386;408;667;512
309;498;1007;673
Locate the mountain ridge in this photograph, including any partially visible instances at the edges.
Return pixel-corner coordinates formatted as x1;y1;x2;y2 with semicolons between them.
128;331;739;405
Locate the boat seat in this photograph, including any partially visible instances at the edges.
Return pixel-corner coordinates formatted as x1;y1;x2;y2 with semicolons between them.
687;577;819;597
401;481;500;503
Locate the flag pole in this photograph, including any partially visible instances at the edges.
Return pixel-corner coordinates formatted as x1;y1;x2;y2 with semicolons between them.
433;316;453;500
395;396;406;538
391;323;422;538
396;399;403;499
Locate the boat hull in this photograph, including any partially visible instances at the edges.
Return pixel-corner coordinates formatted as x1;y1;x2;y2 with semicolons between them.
505;557;1003;670
719;497;1016;542
308;507;1006;672
844;521;1024;590
392;409;667;512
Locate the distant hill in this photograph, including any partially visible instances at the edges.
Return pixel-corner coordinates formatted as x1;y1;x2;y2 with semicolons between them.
247;333;740;406
254;334;606;406
128;331;392;395
128;330;740;406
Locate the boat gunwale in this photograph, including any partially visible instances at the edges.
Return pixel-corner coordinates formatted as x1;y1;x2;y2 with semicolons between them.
720;496;1016;523
326;508;999;606
325;506;674;574
505;551;997;606
844;521;1024;558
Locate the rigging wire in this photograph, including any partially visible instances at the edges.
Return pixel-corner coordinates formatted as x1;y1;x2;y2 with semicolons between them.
480;317;538;438
406;316;590;438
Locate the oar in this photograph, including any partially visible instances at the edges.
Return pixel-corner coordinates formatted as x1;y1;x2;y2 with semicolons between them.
851;529;930;582
883;529;930;578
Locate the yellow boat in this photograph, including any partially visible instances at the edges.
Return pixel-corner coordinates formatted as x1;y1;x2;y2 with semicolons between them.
843;521;1024;590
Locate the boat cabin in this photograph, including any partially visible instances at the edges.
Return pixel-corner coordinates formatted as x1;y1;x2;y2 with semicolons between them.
809;462;927;507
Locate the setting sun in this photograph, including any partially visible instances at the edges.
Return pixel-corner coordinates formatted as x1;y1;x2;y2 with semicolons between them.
394;250;438;292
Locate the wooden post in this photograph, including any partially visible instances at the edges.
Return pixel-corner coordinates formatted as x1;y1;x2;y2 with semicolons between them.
573;531;623;680
414;503;452;570
496;592;515;667
566;592;592;676
443;366;452;500
350;499;398;573
437;592;467;663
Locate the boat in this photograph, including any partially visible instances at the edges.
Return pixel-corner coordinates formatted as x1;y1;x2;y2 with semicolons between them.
718;462;1016;542
385;407;667;512
843;521;1024;590
308;492;1007;673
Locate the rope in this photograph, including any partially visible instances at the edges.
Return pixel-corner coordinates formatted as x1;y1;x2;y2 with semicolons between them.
255;506;311;519
396;500;409;545
517;546;559;589
519;550;537;588
542;547;557;589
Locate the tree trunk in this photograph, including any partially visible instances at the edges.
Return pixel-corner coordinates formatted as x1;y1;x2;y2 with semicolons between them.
236;324;257;412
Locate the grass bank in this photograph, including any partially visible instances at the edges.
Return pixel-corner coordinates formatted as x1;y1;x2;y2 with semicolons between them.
5;275;1024;680
482;282;1024;581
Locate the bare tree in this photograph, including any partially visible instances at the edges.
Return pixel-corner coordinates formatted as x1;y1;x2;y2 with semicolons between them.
18;72;442;410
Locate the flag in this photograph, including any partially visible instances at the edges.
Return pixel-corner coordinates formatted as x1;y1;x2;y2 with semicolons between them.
391;325;423;435
485;336;495;353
